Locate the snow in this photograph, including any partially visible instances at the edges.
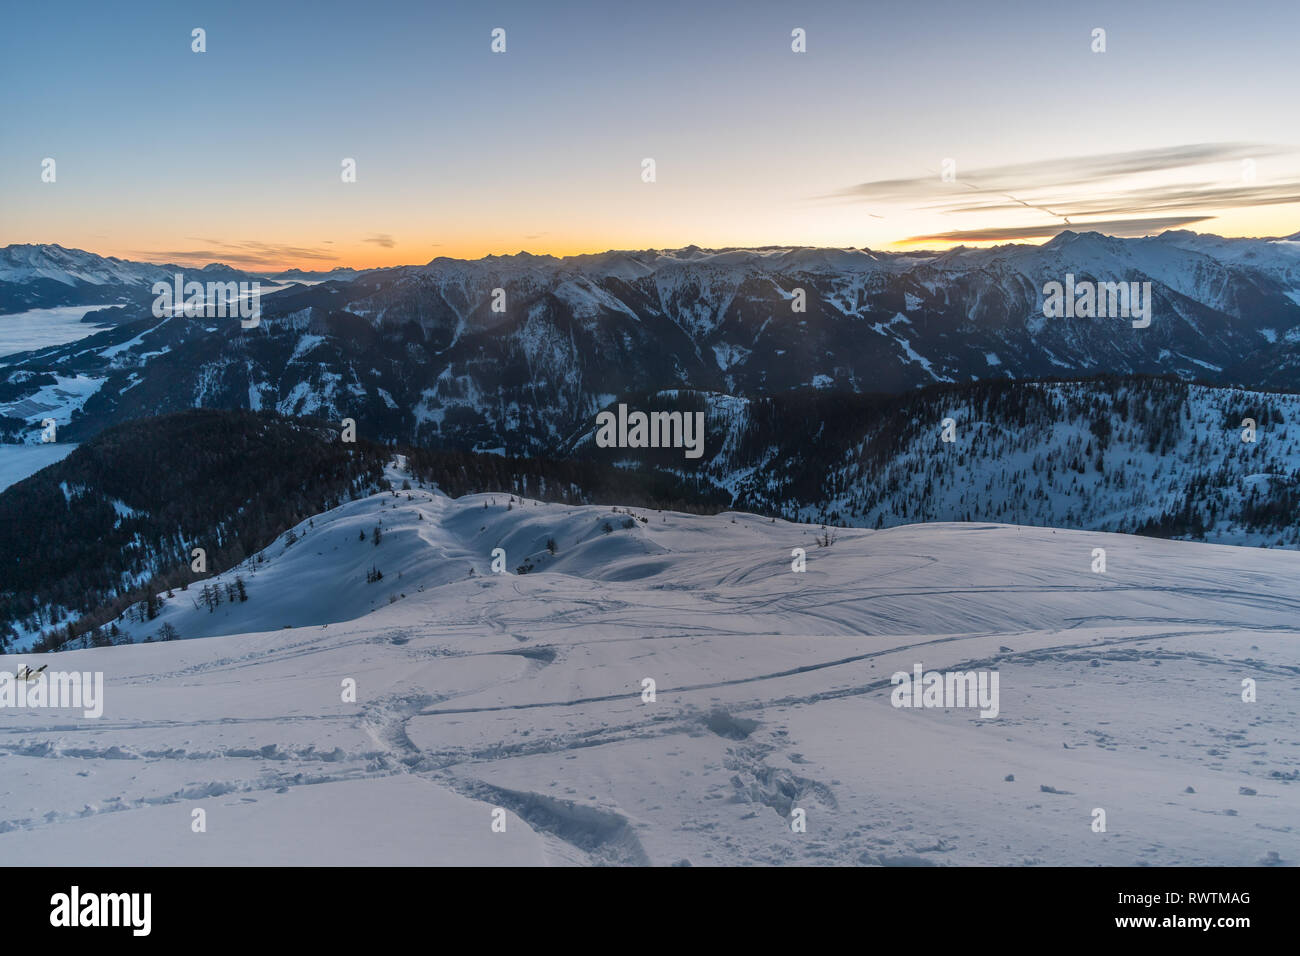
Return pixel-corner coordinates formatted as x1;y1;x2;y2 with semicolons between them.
870;315;954;382
109;498;140;525
712;342;751;371
289;334;325;363
0;244;178;289
0;374;106;434
712;380;1300;550
98;319;170;360
275;374;341;417
553;278;641;323
2;464;1296;865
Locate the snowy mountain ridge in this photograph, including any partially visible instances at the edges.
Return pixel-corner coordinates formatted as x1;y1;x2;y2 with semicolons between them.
7;229;1300;453
566;377;1300;548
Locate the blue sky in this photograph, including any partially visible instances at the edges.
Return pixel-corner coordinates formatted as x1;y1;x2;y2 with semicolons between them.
2;0;1297;268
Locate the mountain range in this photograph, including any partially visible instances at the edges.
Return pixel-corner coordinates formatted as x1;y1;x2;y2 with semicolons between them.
3;231;1300;456
5;232;1300;647
0;243;355;315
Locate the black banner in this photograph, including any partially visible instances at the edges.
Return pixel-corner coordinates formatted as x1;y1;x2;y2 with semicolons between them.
6;866;1285;942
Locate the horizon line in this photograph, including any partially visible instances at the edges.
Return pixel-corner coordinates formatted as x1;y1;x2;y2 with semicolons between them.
6;225;1300;274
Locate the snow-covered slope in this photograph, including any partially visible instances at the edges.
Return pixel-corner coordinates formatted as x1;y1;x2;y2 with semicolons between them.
558;379;1300;549
2;463;1296;865
0;245;175;288
0;245;266;316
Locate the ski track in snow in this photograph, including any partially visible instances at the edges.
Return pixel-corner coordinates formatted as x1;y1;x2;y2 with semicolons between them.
1;463;1297;866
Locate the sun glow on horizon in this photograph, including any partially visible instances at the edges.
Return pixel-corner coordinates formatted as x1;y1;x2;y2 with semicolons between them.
89;206;1298;273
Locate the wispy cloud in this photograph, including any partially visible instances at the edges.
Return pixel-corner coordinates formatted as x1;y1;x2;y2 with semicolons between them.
829;144;1292;203
127;239;340;269
900;216;1214;244
828;143;1298;243
363;234;396;248
944;181;1300;218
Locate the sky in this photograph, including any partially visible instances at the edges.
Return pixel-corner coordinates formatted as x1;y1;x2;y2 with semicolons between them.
2;0;1298;270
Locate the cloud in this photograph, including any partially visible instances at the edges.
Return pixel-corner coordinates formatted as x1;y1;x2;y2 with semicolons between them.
828;143;1294;204
129;239;340;269
827;143;1299;243
363;234;396;248
900;215;1215;244
942;181;1300;218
